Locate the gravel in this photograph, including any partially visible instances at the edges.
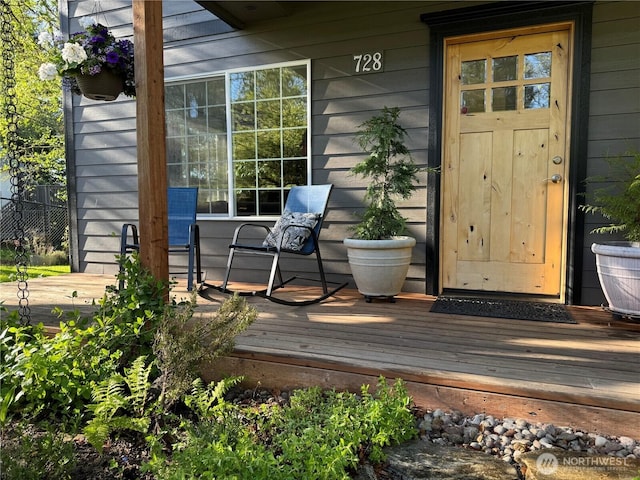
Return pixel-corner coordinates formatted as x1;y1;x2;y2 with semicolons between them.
416;408;640;467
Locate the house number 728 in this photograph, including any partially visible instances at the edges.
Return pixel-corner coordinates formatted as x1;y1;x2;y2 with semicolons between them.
353;52;383;74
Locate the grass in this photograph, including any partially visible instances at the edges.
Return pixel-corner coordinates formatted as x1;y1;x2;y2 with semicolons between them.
0;247;70;282
0;264;70;283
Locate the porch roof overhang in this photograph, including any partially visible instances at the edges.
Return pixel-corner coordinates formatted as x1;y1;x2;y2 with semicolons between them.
196;1;293;29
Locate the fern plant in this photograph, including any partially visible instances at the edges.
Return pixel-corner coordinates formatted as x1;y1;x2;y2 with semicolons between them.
184;376;243;420
84;355;155;453
581;150;640;242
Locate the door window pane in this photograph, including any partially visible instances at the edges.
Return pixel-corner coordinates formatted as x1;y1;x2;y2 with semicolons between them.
524;83;550;109
461;60;486;85
461;90;485;113
524;52;551;79
492;86;517;111
492;56;517;82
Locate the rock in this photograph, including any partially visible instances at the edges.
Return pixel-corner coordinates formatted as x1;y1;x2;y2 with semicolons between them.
594;435;608;448
604;441;624;454
451;410;464;424
557;432;577;442
418;419;431;432
382;441;518;480
519;450;640;480
443;425;464;445
471;414;485;425
431;416;444;432
618;436;635;449
539;438;554;449
463;426;480;443
494;425;507;435
353;462;377;480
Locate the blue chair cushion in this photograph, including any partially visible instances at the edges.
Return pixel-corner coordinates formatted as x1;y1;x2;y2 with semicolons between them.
263;210;319;251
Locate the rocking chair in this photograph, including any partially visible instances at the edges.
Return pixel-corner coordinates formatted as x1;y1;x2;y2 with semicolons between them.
119;187;202;291
202;184;347;306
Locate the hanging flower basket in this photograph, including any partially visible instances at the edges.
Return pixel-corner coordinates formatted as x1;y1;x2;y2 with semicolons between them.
75;70;124;101
37;17;135;101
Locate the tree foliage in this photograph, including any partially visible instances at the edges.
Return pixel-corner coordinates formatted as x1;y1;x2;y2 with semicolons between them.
0;0;65;192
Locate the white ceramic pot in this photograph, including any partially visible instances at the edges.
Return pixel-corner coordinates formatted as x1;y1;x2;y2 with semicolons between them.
591;242;640;317
344;236;416;300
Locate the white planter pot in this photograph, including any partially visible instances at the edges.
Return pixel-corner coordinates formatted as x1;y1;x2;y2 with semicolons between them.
591;242;640;317
344;236;416;301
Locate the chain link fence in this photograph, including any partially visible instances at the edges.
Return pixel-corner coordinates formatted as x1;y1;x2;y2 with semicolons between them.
1;185;68;251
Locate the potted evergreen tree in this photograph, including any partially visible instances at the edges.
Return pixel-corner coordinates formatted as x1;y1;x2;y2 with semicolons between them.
343;107;423;302
581;150;640;318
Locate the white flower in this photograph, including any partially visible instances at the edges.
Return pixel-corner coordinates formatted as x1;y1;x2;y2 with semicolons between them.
38;62;58;81
78;16;97;29
53;30;63;42
61;42;88;64
37;31;53;47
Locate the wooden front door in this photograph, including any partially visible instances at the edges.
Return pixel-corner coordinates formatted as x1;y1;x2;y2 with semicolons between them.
440;25;572;298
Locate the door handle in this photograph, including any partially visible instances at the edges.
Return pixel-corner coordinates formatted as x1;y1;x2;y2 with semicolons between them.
544;174;563;183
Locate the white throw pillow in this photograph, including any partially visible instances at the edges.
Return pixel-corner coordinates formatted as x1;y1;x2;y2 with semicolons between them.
263;211;319;250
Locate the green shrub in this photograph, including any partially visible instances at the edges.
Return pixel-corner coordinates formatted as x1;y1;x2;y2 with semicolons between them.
581;150;640;242
0;422;76;479
153;292;257;409
146;377;417;479
0;253;169;422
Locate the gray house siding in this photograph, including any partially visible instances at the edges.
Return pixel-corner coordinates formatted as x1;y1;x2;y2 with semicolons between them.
64;1;640;305
581;1;640;305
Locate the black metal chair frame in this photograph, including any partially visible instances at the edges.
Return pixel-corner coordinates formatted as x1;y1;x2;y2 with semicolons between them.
202;184;347;306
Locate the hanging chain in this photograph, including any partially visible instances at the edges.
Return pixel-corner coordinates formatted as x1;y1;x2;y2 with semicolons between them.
1;0;31;325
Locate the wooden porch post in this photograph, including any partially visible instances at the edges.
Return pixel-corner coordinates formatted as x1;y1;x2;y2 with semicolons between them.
132;0;168;297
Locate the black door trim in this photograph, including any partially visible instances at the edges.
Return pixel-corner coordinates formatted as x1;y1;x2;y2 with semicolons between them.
421;1;593;304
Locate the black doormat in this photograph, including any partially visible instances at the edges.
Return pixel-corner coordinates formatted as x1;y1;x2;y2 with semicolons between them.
430;296;576;323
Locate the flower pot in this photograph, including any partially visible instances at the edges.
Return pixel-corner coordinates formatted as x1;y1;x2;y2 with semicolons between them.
75;70;124;101
344;236;416;301
591;242;640;317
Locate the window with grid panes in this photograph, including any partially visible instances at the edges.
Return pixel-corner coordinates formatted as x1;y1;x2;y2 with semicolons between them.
164;61;310;217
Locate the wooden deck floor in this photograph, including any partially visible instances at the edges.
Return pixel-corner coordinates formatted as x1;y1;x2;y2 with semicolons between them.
2;273;639;437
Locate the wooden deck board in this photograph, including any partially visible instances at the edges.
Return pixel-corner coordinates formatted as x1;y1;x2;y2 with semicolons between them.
2;274;639;437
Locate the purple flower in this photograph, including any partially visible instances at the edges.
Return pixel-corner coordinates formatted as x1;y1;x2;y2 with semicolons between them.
105;51;120;64
89;34;106;46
